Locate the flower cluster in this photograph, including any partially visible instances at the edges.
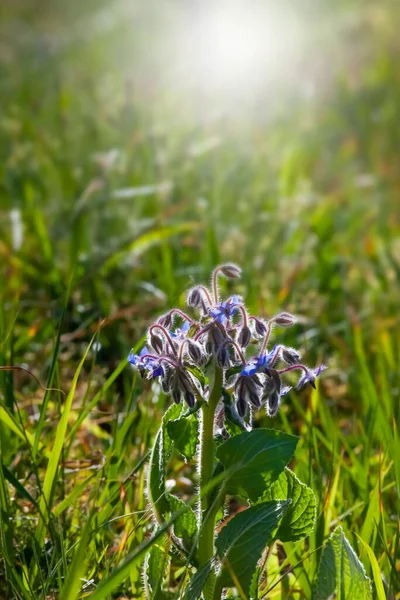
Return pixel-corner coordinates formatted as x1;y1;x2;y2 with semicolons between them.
128;264;326;419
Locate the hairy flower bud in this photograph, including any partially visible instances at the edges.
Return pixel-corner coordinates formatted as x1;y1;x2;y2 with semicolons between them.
216;346;230;368
237;395;248;418
150;334;164;354
187;286;203;308
281;347;301;365
187;340;204;364
273;312;296;327
254;318;268;337
262;375;276;401
184;391;195;408
238;326;251;348
157;312;172;328
172;390;181;404
219;263;242;279
266;391;281;417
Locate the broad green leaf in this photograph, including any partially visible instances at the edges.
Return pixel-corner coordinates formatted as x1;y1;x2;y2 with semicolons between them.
167;494;197;545
183;560;213;600
148;404;181;521
215;500;290;595
217;429;298;502
259;468;316;542
167;409;199;460
144;534;171;600
312;526;372;600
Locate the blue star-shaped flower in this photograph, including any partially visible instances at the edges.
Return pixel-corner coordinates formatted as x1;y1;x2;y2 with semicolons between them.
240;345;277;376
209;295;242;324
128;346;164;379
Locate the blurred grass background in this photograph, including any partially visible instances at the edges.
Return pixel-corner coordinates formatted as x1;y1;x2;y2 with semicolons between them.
0;0;399;598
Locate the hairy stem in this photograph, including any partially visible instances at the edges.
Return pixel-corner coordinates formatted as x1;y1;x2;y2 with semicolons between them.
198;367;223;571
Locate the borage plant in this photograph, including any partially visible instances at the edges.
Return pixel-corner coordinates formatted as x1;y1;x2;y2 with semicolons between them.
127;265;364;600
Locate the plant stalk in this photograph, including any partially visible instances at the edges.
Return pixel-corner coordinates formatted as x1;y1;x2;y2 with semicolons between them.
198;367;223;568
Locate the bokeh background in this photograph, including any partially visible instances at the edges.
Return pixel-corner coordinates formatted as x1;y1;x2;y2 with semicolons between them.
1;0;399;598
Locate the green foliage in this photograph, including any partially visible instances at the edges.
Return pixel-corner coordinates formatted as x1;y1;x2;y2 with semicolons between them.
148;404;181;520
217;429;298;501
167;494;197;545
259;468;316;542
144;534;171;600
312;526;372;600
215;501;290;595
166;410;199;460
183;561;213;600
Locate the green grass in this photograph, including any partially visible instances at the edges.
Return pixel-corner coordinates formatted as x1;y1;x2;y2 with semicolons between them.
0;0;400;598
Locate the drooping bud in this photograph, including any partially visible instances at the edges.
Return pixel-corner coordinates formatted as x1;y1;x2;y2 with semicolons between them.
266;391;281;417
150;334;164;354
184;391;195;408
262;375;276;401
247;387;261;409
157;312;173;328
187;340;204;364
219;263;242;279
216;346;230;368
281;347;301;365
238;326;251;348
273;312;296;327
172;390;181;404
187;286;203;308
237;395;248;417
253;318;268;337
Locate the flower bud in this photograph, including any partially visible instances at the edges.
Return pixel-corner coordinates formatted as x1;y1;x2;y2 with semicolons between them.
172;390;181;404
238;326;251;348
187;340;204;364
254;318;268;336
237;395;248;417
157;312;172;328
219;263;242;279
266;391;281;417
187;286;203;308
184;391;195;408
150;334;164;354
248;388;261;409
273;312;296;327
262;375;276;401
281;347;301;365
216;346;230;368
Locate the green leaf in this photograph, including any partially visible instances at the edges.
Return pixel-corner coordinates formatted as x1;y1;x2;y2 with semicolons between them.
59;511;93;600
356;535;386;600
215;500;290;596
312;526;372;600
183;560;213;600
167;494;197;546
2;464;38;508
166;409;199;460
36;337;94;546
217;429;298;502
148;404;181;520
259;468;316;542
144;534;171;600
